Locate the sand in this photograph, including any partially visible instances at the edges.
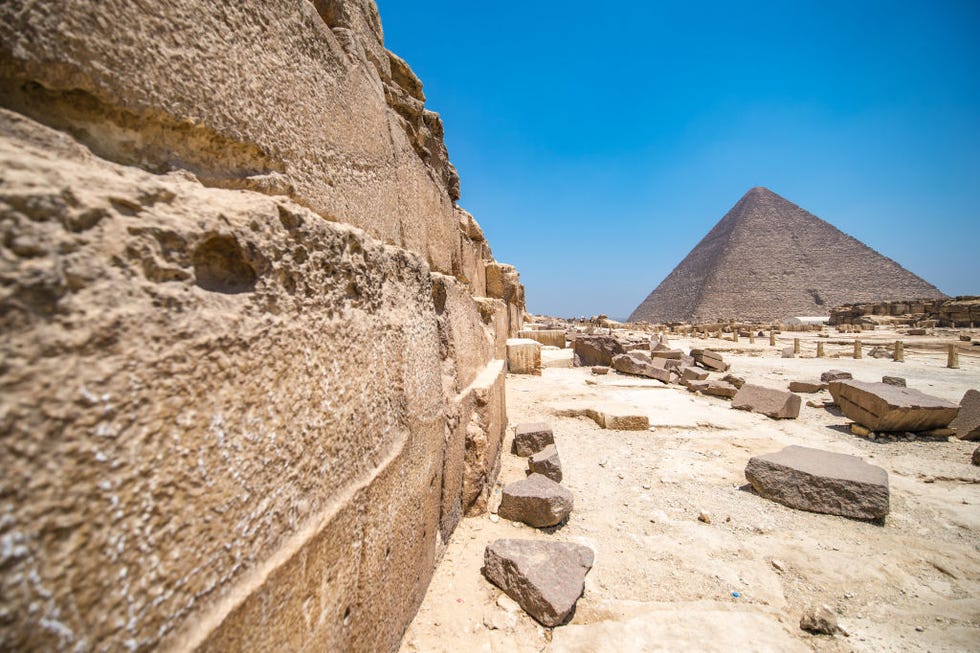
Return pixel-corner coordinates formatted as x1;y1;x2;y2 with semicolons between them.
400;327;980;652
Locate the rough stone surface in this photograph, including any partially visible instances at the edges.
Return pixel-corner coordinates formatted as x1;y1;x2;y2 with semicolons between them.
688;380;738;399
800;605;844;636
881;376;907;387
482;539;594;627
611;353;671;383
789;381;827;393
628;187;944;323
732;384;802;419
527;444;563;483
821;369;853;383
745;445;889;520
497;474;574;528
829;380;959;432
583;407;650;431
507;338;542;375
591;366;609;375
512;423;555;457
0;2;523;650
973;446;980;466
690;348;730;372
518;329;566;348
681;366;710;383
950;389;980;441
572;335;626;367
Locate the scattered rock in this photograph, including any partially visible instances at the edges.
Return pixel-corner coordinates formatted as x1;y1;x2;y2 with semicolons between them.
584;407;650;431
483;608;517;632
690;348;729;372
771;559;786;572
512;422;555;457
881;376;906;387
590;366;609;375
722;374;746;389
611;353;670;383
805;400;824;408
650;349;684;360
950;389;980;441
680;366;709;383
820;370;853;383
498;474;573;527
829;380;959;432
745;445;889;520
789;381;827;393
527;444;563;482
850;423;871;437
572;335;626;367
506;338;542;375
732;384;802;419
687;379;738;399
868;346;893;359
800;604;844;636
697;511;712;524
483;539;594;627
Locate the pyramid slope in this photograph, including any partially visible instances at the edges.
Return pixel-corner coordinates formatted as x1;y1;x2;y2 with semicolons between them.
629;187;945;323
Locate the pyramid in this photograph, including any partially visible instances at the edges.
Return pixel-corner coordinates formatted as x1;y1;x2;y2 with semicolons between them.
628;187;945;323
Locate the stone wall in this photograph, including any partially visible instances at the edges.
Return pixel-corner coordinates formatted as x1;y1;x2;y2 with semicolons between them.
829;297;980;327
0;1;524;651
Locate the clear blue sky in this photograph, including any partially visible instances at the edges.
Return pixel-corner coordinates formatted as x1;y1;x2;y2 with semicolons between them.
377;1;980;319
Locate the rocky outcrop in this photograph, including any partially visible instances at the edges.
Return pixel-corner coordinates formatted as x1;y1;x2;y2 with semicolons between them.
0;2;524;651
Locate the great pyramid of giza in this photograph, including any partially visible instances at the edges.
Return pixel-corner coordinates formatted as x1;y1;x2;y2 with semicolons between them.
628;187;945;323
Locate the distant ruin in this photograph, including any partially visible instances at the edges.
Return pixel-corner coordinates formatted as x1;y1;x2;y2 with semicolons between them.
628;187;945;323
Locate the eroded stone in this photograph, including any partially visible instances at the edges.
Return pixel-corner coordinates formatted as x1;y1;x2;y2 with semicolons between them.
497;474;574;528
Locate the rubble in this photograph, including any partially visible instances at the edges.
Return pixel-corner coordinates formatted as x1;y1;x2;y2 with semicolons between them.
497;474;574;528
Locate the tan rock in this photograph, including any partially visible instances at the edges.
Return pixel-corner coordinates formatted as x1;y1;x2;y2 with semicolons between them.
950;389;980;441
829;380;959;432
506;338;542;375
732;384;802;419
788;381;827;393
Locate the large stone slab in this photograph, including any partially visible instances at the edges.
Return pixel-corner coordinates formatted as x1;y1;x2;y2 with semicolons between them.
950;389;980;441
512;422;555;456
584;407;650;431
483;539;594;627
690;348;729;372
687;380;738;399
789;380;827;393
497;474;574;527
506;338;542;375
518;329;566;348
732;384;801;419
572;335;626;367
829;380;959;432
745;445;889;520
611;353;670;383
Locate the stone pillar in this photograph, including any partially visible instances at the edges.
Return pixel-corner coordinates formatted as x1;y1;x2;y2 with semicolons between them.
749;331;755;344
894;340;904;363
793;338;800;354
733;328;739;343
769;330;776;347
816;342;824;358
948;344;960;369
854;340;862;359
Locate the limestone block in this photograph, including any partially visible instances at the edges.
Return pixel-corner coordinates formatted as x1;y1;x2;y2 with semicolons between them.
732;384;802;419
461;360;508;516
788;381;827;393
507;338;542;375
745;445;889;520
828;380;958;432
573;335;626;367
518;329;566;348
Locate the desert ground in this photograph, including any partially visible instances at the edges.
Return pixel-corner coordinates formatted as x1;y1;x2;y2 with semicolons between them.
400;327;980;652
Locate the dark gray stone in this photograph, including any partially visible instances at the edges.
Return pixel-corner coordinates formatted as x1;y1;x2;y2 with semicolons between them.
512;422;554;457
527;444;563;482
745;445;889;520
951;389;980;441
732;384;801;419
498;473;573;527
483;539;594;627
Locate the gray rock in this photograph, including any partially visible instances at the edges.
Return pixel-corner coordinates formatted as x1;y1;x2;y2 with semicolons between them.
732;384;801;419
498;473;573;527
512;422;555;456
881;375;907;387
950;389;980;441
789;380;827;393
828;380;959;432
820;369;852;383
745;445;889;520
527;444;563;482
483;539;594;627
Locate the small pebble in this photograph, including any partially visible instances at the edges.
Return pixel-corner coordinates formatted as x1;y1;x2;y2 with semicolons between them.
771;559;786;572
489;514;499;523
698;511;712;524
915;626;925;632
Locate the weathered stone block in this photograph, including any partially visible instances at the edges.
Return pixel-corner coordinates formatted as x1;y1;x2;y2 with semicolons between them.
950;389;980;441
527;444;563;482
506;338;542;375
512;422;555;457
828;380;959;432
745;445;889;520
732;384;801;419
483;539;594;627
497;474;574;528
572;335;626;367
518;329;566;348
788;381;827;393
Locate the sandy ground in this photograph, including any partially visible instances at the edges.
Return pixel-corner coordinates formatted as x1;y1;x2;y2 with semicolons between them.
400;328;980;652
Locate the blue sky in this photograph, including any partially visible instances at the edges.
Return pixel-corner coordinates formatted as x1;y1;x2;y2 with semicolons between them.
377;1;980;319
